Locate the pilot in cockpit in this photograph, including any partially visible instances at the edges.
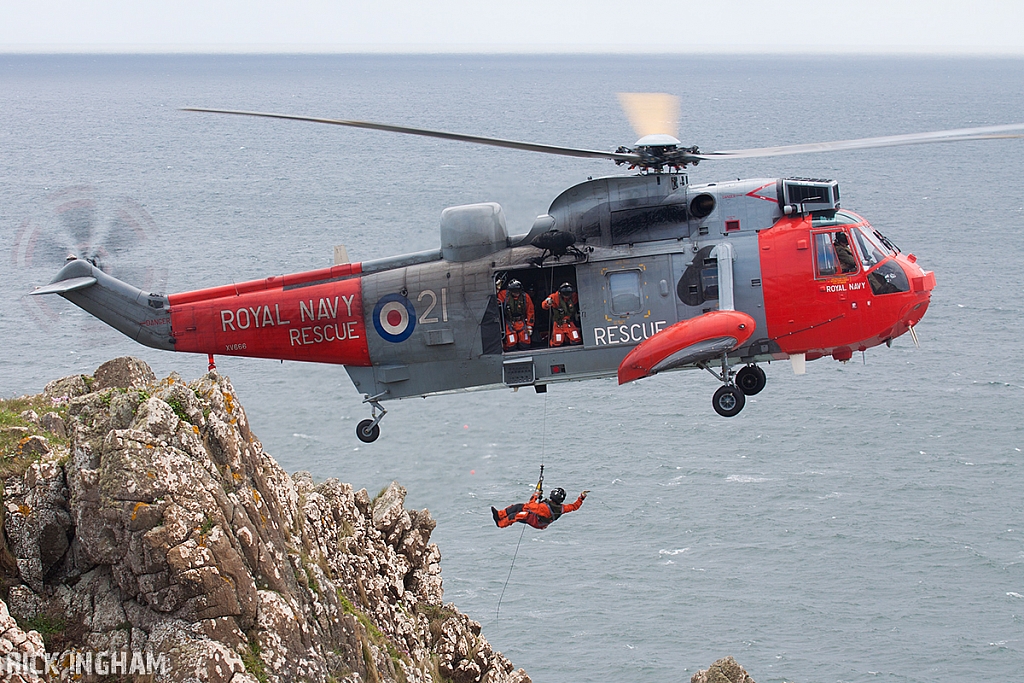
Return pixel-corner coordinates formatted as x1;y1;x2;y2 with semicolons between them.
833;232;858;274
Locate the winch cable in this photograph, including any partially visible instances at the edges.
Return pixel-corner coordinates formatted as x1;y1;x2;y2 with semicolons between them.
547;265;555;346
496;393;548;620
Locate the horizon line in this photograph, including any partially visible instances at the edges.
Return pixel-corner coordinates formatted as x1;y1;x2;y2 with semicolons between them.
2;44;1024;57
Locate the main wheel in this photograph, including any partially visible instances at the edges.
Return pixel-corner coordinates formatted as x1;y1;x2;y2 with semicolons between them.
736;365;767;396
712;385;746;417
356;419;381;443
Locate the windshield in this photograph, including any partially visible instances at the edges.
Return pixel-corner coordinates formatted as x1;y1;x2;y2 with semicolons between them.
861;221;900;255
852;226;886;269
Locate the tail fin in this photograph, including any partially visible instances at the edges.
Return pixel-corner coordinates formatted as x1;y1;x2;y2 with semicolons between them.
32;258;175;351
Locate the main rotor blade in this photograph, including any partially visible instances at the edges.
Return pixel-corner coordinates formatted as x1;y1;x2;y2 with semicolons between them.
617;93;679;139
182;107;640;164
700;123;1024;160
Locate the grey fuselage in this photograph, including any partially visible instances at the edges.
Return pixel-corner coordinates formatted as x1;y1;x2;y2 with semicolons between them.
346;172;789;401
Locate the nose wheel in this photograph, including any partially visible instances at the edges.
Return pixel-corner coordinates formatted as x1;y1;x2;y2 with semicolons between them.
356;393;387;443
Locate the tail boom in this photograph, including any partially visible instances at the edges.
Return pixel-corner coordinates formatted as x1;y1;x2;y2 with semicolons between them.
167;272;371;366
33;259;174;351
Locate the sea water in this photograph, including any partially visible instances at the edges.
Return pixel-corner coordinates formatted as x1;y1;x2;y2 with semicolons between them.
1;54;1023;683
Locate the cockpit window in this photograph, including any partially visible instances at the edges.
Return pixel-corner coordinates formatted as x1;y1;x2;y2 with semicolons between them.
869;228;899;256
815;233;838;276
852;227;885;269
868;261;910;295
815;231;858;277
811;210;862;227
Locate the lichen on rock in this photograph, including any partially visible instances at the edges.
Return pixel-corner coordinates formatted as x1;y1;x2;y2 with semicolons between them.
691;656;757;683
0;357;531;683
0;597;46;683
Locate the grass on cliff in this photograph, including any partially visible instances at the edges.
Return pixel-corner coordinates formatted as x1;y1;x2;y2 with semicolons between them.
415;603;456;644
15;613;66;646
338;591;414;683
0;395;70;479
241;636;269;683
338;592;383;640
165;397;192;424
13;610;86;651
298;552;321;595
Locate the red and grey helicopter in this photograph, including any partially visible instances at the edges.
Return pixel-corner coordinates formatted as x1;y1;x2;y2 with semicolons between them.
33;94;1024;441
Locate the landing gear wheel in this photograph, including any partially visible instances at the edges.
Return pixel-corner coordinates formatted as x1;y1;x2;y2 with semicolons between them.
712;385;746;417
736;365;767;396
356;419;381;443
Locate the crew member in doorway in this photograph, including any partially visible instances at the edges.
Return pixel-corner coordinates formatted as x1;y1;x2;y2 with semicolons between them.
542;282;582;347
491;488;588;529
498;279;535;351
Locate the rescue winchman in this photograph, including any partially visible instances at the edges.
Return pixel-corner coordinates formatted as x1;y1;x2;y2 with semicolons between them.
497;279;534;351
542;282;581;347
492;487;589;529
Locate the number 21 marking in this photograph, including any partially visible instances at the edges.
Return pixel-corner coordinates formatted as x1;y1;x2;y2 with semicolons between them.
418;288;448;324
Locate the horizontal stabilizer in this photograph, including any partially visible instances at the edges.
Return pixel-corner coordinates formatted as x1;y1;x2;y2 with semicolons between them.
618;310;756;384
29;258;175;352
31;276;97;295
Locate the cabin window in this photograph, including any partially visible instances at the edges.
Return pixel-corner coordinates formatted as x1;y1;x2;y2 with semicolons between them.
814;231;858;277
608;270;642;314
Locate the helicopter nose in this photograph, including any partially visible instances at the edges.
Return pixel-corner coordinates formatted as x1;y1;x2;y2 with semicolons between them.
904;257;936;296
900;258;935;328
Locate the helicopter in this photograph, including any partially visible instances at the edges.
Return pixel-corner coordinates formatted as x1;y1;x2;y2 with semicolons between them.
32;94;1024;442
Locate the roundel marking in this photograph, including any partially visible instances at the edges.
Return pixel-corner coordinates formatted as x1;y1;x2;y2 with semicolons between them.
373;293;416;343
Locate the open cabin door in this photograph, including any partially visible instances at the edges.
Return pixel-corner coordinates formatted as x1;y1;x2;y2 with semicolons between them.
493;263;581;353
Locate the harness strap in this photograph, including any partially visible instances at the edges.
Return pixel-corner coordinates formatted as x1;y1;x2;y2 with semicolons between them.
554;294;576;323
505;293;527;320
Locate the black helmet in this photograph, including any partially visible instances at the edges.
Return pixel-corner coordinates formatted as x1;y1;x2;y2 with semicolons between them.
509;279;523;293
549;488;566;504
558;282;573;295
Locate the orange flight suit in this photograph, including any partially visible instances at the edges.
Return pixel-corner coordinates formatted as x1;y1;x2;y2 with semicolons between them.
494;491;586;529
498;289;535;350
542;290;581;347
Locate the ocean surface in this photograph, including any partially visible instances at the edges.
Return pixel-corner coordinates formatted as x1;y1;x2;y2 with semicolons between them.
2;55;1023;682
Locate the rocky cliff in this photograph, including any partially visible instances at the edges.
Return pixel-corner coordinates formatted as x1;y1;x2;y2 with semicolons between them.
690;656;757;683
0;357;531;683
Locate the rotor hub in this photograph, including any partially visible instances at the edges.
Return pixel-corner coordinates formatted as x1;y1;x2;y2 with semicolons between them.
634;133;681;148
616;137;703;171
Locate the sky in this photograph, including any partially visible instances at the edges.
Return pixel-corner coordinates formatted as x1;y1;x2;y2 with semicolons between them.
1;0;1023;54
